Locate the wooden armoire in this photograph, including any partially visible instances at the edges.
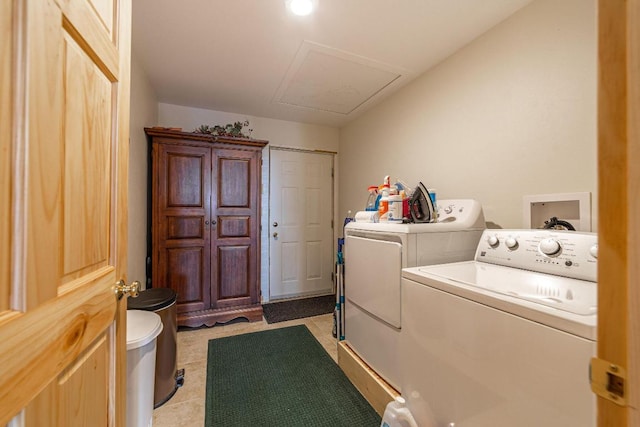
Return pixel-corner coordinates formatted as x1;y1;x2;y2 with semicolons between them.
145;128;268;327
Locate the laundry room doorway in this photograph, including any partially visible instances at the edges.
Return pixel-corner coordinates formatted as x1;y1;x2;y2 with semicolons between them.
269;148;335;300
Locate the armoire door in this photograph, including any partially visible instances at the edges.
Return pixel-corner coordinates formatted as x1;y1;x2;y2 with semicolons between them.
211;148;261;309
153;143;212;314
0;0;132;425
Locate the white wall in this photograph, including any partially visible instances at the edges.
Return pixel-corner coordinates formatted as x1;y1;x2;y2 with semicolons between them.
339;0;597;230
128;58;158;288
156;104;340;301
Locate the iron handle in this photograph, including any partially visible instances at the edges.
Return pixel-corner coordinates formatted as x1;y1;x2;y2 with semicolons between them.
273;232;278;238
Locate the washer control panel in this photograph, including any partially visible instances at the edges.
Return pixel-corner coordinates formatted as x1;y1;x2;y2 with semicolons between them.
475;229;597;282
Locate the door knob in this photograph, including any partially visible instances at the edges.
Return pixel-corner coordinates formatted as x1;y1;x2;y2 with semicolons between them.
273;222;278;227
115;280;140;300
273;232;278;238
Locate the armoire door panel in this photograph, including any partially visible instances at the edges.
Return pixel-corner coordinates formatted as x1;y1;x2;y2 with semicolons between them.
164;246;207;309
215;245;250;300
166;216;205;240
217;157;250;208
217;216;250;238
166;152;206;207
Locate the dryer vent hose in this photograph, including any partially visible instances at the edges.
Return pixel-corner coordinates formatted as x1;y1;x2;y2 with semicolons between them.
543;217;576;231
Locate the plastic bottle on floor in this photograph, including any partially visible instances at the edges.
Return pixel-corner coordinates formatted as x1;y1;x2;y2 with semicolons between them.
380;396;418;427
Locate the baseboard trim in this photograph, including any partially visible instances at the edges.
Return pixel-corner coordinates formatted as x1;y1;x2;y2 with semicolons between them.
337;340;399;416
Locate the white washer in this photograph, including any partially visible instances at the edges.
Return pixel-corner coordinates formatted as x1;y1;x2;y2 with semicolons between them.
400;229;597;427
344;199;485;390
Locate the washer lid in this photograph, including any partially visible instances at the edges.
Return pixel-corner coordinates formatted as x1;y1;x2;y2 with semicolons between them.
403;262;597;340
126;310;163;350
417;262;597;315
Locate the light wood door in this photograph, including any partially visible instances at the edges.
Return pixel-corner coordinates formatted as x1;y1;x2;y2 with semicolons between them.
269;149;334;300
0;0;131;425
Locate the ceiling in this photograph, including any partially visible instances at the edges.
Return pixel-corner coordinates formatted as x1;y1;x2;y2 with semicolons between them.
131;0;534;128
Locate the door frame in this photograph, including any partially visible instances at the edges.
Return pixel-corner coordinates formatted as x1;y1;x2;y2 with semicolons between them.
597;0;639;425
262;146;337;303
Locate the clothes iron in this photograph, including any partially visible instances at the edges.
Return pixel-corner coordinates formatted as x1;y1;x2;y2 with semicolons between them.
408;182;437;223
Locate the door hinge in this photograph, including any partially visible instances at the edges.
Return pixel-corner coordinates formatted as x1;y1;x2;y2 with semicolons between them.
331;168;334;178
590;357;627;406
331;220;334;229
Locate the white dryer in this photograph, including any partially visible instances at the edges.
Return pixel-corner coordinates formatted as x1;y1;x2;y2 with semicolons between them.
343;199;485;390
400;229;597;427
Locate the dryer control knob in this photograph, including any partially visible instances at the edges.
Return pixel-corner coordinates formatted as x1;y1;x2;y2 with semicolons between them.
505;237;519;250
590;244;598;259
487;235;499;248
539;238;562;256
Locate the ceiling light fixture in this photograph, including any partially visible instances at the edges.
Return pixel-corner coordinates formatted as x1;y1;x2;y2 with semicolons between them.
286;0;317;16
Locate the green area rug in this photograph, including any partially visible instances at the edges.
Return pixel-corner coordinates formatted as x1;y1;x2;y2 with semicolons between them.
205;325;381;426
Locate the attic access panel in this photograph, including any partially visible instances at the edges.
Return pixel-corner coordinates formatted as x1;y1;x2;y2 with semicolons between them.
274;41;405;115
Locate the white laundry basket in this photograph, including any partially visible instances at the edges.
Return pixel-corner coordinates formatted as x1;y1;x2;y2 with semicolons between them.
126;310;163;427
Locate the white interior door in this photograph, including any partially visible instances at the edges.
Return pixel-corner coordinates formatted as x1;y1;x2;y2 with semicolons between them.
269;149;334;299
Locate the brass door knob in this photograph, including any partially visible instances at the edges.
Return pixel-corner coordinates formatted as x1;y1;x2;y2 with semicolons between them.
273;232;278;238
115;280;140;300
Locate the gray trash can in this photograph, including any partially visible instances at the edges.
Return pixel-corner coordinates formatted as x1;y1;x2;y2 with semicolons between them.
128;288;184;407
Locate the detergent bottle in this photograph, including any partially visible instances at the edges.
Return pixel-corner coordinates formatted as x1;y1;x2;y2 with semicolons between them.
365;186;379;211
378;176;392;220
400;190;409;218
378;184;390;220
380;396;418;427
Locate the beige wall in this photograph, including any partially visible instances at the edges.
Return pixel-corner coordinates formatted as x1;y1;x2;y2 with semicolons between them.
339;0;597;230
157;103;339;152
128;58;158;288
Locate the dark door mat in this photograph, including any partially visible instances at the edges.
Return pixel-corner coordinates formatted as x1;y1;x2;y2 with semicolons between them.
262;294;335;324
205;325;381;426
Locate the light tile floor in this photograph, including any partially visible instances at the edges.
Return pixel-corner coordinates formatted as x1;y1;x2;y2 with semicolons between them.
152;313;337;427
